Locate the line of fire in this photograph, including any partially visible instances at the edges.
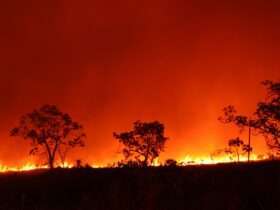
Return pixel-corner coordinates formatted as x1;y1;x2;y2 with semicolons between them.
0;80;279;172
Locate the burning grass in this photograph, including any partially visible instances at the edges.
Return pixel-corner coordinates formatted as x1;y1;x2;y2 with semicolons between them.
0;153;272;173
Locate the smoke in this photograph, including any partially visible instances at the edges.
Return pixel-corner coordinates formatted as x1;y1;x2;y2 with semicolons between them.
0;0;279;165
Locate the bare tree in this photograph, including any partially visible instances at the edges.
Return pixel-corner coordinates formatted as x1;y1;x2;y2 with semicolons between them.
113;121;168;167
11;104;86;169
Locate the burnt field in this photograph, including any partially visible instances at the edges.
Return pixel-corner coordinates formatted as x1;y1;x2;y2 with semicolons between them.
0;161;279;210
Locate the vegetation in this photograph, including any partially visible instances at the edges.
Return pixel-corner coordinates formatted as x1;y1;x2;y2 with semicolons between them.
227;137;251;162
219;105;256;161
255;80;280;153
0;162;279;210
10;105;86;169
6;80;280;168
220;80;280;160
113;121;168;167
1;80;280;209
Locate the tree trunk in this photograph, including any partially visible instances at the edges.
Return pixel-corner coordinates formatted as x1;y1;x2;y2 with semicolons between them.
49;157;54;169
44;141;54;169
49;148;58;169
47;141;59;169
143;154;148;167
144;140;151;167
248;126;251;162
237;152;240;162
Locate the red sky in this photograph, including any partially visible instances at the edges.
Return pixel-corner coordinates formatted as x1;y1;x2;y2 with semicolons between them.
0;0;280;166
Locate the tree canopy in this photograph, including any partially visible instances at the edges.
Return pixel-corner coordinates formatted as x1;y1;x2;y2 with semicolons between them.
11;104;86;168
113;121;168;166
255;80;280;152
220;80;280;157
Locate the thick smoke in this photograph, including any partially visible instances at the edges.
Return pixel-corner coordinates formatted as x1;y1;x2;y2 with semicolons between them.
0;0;279;165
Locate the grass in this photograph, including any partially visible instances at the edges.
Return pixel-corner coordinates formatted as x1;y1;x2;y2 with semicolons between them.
0;161;279;210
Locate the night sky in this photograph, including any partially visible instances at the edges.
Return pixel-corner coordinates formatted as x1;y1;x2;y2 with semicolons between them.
0;0;279;166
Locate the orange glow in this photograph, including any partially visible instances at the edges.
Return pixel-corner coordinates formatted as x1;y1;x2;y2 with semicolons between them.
0;161;75;173
0;154;271;173
178;153;267;165
0;163;47;173
0;0;279;167
0;161;109;172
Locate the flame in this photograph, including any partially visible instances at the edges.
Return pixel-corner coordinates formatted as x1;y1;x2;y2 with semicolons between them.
178;153;267;165
0;163;46;172
151;158;161;166
60;162;74;168
0;153;270;172
0;161;108;172
0;161;73;173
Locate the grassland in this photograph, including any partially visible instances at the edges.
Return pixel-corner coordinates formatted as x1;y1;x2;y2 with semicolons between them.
0;161;279;210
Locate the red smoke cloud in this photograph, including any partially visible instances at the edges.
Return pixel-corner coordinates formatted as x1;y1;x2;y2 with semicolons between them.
0;0;279;166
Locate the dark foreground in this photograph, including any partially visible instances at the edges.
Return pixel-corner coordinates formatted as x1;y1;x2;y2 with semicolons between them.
0;161;280;210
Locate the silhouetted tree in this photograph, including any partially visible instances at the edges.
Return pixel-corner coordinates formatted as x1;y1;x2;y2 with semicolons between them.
75;159;83;168
267;151;280;160
58;146;69;167
219;106;256;162
219;105;249;129
242;143;253;154
58;139;85;167
228;137;244;162
10;104;86;169
220;80;280;160
225;137;252;162
113;121;168;167
255;80;280;153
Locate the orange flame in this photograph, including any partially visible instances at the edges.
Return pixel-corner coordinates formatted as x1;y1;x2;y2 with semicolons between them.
0;153;270;172
178;153;267;165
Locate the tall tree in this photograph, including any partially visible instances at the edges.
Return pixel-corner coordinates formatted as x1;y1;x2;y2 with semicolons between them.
113;121;168;166
255;80;280;153
11;104;86;169
219;80;280;159
219;106;256;162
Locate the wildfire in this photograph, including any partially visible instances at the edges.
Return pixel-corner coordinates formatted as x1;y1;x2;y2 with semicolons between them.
178;153;267;165
0;163;46;172
152;158;161;166
0;153;270;172
0;162;73;173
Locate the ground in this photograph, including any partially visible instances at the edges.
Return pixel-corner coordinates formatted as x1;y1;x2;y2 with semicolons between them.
0;161;279;210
